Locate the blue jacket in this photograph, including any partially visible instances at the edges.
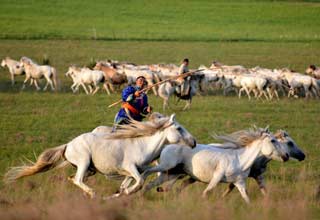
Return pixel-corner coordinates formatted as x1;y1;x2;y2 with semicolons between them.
114;86;149;124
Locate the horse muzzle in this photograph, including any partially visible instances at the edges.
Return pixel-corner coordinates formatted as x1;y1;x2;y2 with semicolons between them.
297;152;306;161
281;153;289;162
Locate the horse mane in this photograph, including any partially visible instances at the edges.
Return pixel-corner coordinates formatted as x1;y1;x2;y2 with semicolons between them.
214;127;267;148
106;113;171;139
274;129;289;141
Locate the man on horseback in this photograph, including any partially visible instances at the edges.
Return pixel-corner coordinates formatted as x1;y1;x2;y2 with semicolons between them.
176;58;191;96
113;76;152;129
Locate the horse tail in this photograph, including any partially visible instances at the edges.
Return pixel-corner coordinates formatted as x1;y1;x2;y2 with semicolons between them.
4;144;67;183
51;67;59;91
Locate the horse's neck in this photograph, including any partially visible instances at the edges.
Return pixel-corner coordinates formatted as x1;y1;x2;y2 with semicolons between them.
237;140;264;171
137;130;169;161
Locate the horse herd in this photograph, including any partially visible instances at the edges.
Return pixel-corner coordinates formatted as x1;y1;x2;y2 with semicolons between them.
1;56;320;110
4;112;305;203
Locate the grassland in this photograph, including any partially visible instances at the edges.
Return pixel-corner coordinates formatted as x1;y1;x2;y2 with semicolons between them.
1;0;320;219
0;0;320;42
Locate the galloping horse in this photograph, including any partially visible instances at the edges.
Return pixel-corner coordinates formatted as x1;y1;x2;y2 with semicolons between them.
142;127;288;203
20;57;58;91
4;113;196;198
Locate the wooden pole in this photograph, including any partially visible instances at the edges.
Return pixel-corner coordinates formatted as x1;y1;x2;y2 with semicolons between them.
107;69;205;108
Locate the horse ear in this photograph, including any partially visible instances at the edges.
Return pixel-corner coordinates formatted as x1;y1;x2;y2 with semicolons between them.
265;125;270;133
169;114;176;122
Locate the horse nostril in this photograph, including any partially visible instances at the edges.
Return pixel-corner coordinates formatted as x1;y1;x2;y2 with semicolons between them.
192;139;197;148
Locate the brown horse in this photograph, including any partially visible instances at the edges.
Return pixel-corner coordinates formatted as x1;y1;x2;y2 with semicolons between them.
94;62;127;92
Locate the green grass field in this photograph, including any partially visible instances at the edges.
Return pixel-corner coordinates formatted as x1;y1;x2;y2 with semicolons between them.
0;0;320;42
1;0;320;219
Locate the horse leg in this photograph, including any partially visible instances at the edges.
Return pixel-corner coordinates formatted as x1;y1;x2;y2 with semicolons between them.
244;87;251;100
263;90;269;100
182;99;191;111
43;81;49;91
21;75;31;90
270;87;280;101
68;160;95;198
71;83;77;93
234;180;250;204
103;83;111;95
202;171;224;198
33;79;41;91
123;165;144;195
142;161;179;192
119;176;134;193
255;175;267;196
44;76;54;91
105;176;134;199
88;85;93;94
222;183;235;198
80;83;89;94
143;173;179;193
10;74;15;86
174;176;196;192
92;85;100;95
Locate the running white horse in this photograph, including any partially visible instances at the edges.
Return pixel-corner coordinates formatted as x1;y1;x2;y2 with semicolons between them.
65;65;107;95
4;113;196;199
142;127;288;203
219;129;305;197
1;57;25;85
20;57;58;91
148;129;304;196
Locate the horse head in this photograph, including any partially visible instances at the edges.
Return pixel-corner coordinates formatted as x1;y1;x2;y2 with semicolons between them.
20;57;33;67
1;58;6;67
163;114;197;148
93;62;102;70
260;130;289;162
275;130;305;161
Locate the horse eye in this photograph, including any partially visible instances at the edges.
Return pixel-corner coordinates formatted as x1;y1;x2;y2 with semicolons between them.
177;127;183;132
287;141;294;147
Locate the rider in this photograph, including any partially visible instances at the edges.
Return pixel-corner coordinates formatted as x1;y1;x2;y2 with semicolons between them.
113;76;152;129
176;58;190;96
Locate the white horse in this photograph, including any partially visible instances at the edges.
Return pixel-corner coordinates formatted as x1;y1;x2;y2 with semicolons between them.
220;129;305;197
65;66;106;95
141;129;304;197
20;57;58;91
4;113;196;198
158;75;202;111
1;57;25;85
142;128;288;203
238;75;270;100
278;69;319;98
